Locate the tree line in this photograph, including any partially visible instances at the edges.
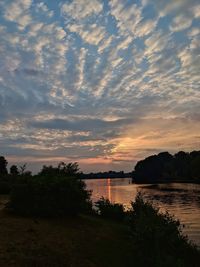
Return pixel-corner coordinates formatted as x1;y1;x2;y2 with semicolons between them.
81;170;132;179
133;150;200;183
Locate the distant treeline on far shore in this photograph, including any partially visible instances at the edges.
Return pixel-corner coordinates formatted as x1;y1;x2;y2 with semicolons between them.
81;171;132;179
132;150;200;184
0;150;200;184
81;150;200;183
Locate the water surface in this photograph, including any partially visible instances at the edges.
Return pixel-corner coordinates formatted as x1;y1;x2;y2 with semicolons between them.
86;178;200;247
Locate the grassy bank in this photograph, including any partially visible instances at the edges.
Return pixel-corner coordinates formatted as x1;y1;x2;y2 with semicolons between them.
0;209;199;267
1;191;200;267
0;208;133;267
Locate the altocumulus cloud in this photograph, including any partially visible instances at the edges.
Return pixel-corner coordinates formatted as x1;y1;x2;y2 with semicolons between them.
0;0;200;172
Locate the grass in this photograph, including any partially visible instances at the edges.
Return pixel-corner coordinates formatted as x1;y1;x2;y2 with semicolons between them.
0;205;133;267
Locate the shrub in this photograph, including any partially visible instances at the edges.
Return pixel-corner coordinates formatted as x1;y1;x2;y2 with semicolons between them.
7;175;92;217
128;192;200;267
95;197;125;221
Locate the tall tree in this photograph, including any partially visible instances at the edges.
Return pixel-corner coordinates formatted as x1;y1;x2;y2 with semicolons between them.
0;156;8;176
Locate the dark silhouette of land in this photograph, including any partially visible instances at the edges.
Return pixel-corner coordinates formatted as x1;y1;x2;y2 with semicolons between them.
132;150;200;184
1;151;200;194
0;155;200;266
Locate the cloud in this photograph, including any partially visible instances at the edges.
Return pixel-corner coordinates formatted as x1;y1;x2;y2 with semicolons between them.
75;47;87;90
4;0;32;29
144;0;200;17
68;23;106;46
135;19;158;37
115;35;133;50
193;4;200;18
18;68;41;76
28;23;44;37
109;0;142;36
61;0;103;20
178;30;200;76
112;116;200;162
188;27;200;37
35;2;54;18
170;15;192;32
29;117;134;132
98;35;114;54
144;30;172;60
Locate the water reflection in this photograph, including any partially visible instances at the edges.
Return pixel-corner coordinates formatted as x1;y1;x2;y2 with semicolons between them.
85;178;200;247
107;178;111;201
139;184;200;209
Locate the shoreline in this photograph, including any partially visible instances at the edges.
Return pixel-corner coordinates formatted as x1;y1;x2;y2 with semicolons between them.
83;177;200;184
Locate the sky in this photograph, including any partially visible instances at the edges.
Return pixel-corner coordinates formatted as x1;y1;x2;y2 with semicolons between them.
0;0;200;173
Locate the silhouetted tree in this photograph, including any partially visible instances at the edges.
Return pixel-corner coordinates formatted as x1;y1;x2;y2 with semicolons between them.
39;162;80;178
8;163;91;216
128;192;200;266
133;152;173;183
174;151;190;180
10;165;19;176
19;164;27;175
18;164;32;177
133;151;200;183
190;151;200;181
0;156;8;177
58;162;80;176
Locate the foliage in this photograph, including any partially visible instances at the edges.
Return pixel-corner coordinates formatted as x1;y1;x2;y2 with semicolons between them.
95;197;125;221
38;162;80;177
8;163;92;217
10;165;19;176
133;150;200;183
128;192;200;267
0;156;8;177
6;163;87;216
0;158;32;194
94;193;200;266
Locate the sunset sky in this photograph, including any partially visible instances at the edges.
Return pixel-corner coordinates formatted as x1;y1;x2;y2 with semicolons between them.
0;0;200;172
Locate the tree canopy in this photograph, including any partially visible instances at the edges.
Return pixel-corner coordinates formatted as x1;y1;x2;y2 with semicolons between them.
0;156;8;176
133;151;200;183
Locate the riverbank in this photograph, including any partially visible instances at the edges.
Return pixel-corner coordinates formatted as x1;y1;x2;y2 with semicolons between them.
0;195;200;266
86;179;200;246
0;210;133;267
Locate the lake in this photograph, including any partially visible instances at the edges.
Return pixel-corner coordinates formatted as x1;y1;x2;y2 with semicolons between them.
85;178;200;247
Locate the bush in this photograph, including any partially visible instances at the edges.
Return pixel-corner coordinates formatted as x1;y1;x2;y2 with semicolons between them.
95;197;125;221
128;192;200;267
7;175;92;217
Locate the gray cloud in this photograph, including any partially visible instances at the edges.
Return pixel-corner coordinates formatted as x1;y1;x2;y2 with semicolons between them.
16;68;42;76
29;117;134;132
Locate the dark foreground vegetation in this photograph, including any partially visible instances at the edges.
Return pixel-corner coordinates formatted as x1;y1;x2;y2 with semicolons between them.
0;156;200;266
0;193;199;267
133;150;200;183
